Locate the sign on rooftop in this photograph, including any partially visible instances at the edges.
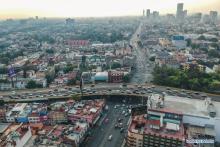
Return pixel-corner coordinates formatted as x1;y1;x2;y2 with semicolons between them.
8;65;16;78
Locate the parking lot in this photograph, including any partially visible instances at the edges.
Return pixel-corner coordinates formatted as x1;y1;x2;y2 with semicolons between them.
85;102;131;147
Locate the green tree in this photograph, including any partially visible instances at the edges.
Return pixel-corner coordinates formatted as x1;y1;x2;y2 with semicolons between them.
46;49;54;54
26;80;42;89
72;94;81;101
64;64;77;73
198;35;206;40
111;62;121;69
185;38;192;47
123;74;130;83
149;56;155;62
0;57;10;64
45;74;54;86
209;81;220;91
208;49;220;58
209;38;218;42
67;78;76;86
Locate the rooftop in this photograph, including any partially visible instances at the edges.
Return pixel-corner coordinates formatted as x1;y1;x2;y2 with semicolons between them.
161;95;220;118
129;114;185;141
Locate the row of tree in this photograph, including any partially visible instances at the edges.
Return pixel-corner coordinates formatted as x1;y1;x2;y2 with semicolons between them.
152;65;220;92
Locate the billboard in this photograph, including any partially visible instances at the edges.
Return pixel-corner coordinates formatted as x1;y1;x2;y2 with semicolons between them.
172;35;185;40
8;65;16;78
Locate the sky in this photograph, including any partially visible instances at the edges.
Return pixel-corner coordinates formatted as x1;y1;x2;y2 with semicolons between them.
0;0;219;19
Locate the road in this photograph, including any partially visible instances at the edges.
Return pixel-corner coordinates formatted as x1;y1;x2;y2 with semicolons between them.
1;83;220;102
130;22;153;84
85;102;130;147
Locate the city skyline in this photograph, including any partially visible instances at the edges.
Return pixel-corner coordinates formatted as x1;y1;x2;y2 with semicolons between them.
0;0;219;19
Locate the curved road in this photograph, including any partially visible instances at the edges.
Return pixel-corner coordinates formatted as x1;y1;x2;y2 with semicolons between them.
130;22;153;84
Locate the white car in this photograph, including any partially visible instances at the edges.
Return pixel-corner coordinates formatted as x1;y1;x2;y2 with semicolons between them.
108;135;112;141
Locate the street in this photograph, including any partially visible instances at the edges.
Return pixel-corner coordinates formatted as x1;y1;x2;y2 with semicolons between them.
85;102;130;147
130;22;154;84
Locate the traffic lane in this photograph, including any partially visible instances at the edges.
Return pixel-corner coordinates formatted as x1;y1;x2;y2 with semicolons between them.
87;102;130;147
98;104;123;147
87;103;121;147
104;105;130;147
105;105;129;147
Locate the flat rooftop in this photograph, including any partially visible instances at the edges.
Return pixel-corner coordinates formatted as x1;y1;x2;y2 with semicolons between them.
151;94;220;118
129;115;185;141
0;123;11;134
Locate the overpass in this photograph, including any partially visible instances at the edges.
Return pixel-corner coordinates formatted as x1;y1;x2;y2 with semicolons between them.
2;93;148;104
1;83;220;105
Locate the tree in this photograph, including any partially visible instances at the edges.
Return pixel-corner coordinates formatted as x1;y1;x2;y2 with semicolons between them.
209;80;220;91
208;49;220;58
72;94;81;101
152;65;220;93
111;62;121;69
123;74;130;83
197;35;206;40
46;49;54;54
209;38;218;42
0;57;10;64
26;80;42;89
191;43;199;49
45;74;54;86
185;38;192;47
67;78;76;86
149;56;155;62
64;64;77;73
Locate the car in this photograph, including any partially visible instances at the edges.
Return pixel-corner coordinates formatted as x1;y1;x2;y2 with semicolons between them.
118;118;123;122
120;128;125;133
91;84;95;87
115;124;118;128
118;123;123;128
137;85;142;89
125;113;129;117
194;92;199;95
122;111;125;115
141;91;145;94
108;135;112;141
147;90;152;93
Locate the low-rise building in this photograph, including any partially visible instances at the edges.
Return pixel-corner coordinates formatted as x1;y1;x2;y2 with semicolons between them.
68;99;105;126
127;109;185;147
108;71;124;83
180;61;206;72
0;124;32;147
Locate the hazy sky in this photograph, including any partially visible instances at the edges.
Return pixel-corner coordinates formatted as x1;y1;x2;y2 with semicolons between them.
0;0;219;19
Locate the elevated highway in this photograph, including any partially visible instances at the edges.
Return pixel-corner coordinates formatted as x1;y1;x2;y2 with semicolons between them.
1;83;220;104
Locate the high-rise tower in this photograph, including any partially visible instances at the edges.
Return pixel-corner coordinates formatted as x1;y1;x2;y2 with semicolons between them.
176;3;184;20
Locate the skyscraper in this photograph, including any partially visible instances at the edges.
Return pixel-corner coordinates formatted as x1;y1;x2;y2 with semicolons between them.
176;3;184;20
152;11;159;19
183;10;187;18
210;11;218;23
146;9;150;18
143;10;145;16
